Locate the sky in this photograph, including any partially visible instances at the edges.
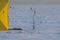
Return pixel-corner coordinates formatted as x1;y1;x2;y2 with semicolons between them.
9;0;60;5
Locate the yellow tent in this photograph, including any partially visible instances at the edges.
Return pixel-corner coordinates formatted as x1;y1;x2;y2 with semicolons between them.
0;0;8;31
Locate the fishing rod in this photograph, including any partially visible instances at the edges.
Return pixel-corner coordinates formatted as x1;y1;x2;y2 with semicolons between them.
30;7;36;30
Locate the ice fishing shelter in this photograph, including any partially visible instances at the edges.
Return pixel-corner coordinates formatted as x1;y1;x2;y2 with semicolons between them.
0;0;8;30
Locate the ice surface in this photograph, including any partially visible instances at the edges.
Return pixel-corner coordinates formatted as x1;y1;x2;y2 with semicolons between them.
0;5;60;40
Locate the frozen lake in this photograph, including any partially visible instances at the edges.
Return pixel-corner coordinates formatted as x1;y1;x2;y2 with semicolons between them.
0;5;60;40
0;30;60;40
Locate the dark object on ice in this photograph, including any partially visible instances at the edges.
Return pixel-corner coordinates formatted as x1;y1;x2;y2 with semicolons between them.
8;28;22;30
